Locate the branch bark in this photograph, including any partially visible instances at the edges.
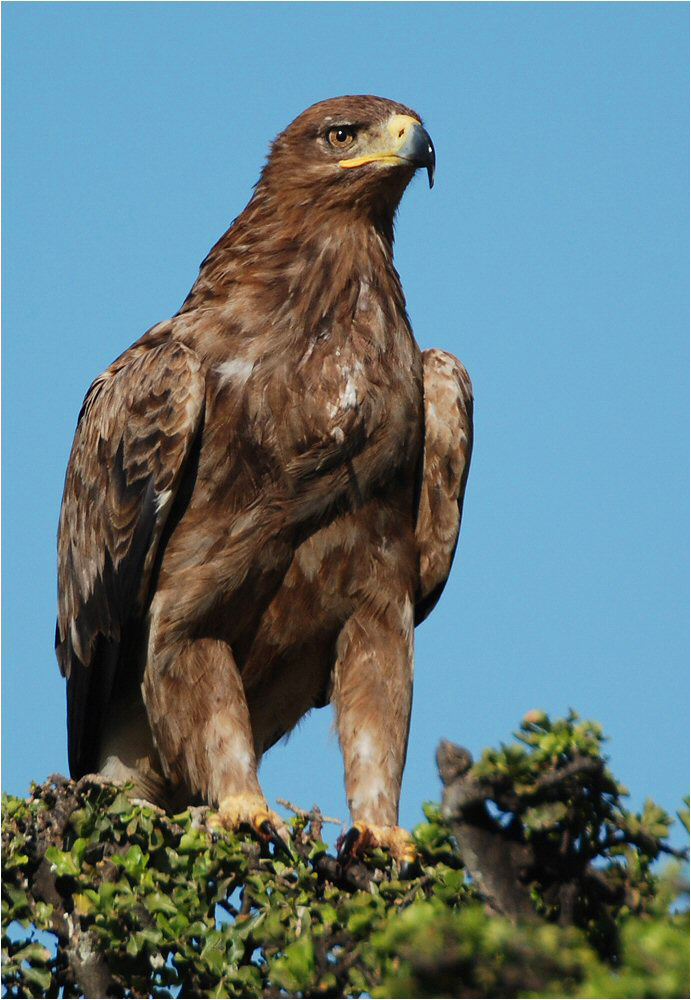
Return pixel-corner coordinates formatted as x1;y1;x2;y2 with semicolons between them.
437;742;537;921
21;776;120;998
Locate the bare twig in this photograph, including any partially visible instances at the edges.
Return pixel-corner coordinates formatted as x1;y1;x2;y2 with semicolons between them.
276;798;342;825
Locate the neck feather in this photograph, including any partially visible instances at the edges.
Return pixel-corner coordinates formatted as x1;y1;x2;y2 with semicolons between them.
178;187;404;339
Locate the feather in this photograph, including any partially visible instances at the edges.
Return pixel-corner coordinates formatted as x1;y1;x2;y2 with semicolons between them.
415;349;474;624
56;97;473;847
56;337;205;774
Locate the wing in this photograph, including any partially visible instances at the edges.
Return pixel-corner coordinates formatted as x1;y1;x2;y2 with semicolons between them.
56;335;206;777
414;348;473;625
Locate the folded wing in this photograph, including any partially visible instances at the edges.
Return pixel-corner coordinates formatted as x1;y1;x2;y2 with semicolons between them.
56;335;206;776
415;348;473;625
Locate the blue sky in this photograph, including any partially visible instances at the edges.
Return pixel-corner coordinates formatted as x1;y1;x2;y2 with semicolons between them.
3;3;688;846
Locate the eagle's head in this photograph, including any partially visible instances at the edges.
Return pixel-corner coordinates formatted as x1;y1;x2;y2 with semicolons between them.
257;95;435;221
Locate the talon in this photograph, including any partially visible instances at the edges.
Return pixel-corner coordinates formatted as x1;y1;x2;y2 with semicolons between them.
337;821;417;871
337;823;366;865
398;857;421;880
212;795;291;860
258;819;293;860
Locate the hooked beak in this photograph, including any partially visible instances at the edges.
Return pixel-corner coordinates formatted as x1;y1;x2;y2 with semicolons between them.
338;114;436;189
398;119;436;188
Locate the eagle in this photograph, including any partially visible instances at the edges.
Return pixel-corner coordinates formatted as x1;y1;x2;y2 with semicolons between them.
56;95;473;868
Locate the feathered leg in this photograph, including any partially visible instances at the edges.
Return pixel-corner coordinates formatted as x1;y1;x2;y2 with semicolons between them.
142;623;288;848
332;593;417;869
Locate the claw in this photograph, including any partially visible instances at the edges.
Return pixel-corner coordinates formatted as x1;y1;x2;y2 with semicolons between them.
398;857;421;880
212;796;292;861
337;821;418;873
258;818;293;861
337;823;366;865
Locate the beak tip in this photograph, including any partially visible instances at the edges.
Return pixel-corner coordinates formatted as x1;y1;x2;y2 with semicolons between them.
422;134;436;189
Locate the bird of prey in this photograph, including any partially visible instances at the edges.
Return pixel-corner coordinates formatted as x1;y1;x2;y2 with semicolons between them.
56;95;473;867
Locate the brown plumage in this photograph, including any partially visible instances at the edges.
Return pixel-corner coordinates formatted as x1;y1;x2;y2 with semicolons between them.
56;96;473;861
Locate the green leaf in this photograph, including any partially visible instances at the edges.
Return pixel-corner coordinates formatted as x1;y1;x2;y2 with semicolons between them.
44;846;80;877
318;903;339;927
207;982;230;999
178;830;209;854
347;903;377;935
107;792;135;815
144;892;179;917
33;901;55;929
3;851;30;870
523;801;569;832
73;893;95;916
4;884;31;920
20;964;53;992
269;933;315;993
5;719;688;1000
200;943;226;976
13;942;52;964
71;837;88;864
307;838;328;859
69;808;93;837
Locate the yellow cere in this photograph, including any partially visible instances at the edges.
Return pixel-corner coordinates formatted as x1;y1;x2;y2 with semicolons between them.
338;114;422;170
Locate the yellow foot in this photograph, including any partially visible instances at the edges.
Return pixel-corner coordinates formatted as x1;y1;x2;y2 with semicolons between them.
209;793;292;859
337;821;419;877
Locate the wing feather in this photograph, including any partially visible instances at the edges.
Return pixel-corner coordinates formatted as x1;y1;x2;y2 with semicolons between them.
415;348;473;625
56;336;205;776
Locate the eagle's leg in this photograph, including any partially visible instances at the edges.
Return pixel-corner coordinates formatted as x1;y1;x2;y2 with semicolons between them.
332;595;417;871
142;633;289;848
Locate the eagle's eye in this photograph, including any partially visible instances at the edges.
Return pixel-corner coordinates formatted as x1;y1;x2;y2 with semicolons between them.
327;126;356;149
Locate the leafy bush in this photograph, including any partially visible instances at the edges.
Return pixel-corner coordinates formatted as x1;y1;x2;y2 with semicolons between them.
437;711;689;959
2;714;688;998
